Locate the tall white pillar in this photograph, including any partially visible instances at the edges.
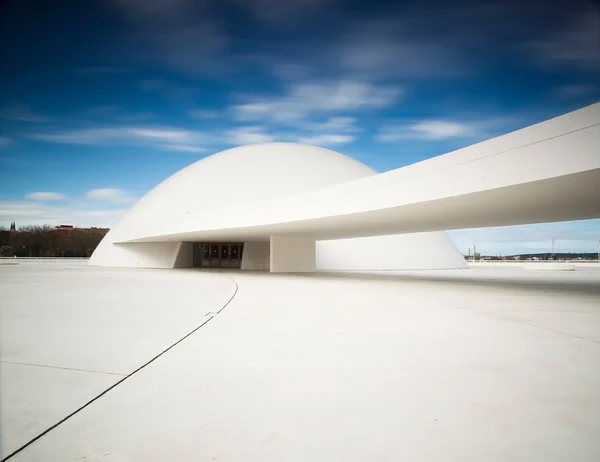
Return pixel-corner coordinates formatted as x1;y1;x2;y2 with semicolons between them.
269;236;316;273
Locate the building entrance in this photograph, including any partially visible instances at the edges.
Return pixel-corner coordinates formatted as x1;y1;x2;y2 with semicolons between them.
192;242;244;268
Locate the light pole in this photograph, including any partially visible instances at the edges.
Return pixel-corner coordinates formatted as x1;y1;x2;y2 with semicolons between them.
597;237;600;264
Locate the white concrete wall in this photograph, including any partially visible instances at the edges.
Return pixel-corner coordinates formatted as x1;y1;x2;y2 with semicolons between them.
270;236;315;273
173;242;193;268
241;242;270;270
316;232;468;271
89;241;182;268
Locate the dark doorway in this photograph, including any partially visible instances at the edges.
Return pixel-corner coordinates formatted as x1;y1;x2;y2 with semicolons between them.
193;242;244;268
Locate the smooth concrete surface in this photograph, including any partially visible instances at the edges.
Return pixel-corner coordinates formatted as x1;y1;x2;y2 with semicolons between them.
270;236;316;273
0;260;237;458
2;261;600;461
173;241;193;268
316;232;468;271
241;241;270;270
524;263;576;271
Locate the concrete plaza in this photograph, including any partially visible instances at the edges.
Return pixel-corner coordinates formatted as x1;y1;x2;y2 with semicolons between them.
1;260;600;461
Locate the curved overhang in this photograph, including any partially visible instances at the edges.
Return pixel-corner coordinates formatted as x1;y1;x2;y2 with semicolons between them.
118;102;600;244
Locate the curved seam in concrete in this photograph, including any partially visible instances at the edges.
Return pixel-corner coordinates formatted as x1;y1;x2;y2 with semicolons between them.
1;272;239;462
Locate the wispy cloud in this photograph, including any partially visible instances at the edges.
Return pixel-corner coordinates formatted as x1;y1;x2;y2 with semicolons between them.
0;201;127;228
226;126;273;145
234;80;401;123
115;0;230;75
0;136;12;147
160;144;208;153
377;120;477;142
28;126;207;148
1;104;48;123
332;18;469;79
298;134;355;146
375;114;523;143
301;116;360;133
86;188;136;204
26;192;65;201
526;9;600;71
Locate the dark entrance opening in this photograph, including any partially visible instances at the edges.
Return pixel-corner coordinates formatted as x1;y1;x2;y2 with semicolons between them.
193;242;244;268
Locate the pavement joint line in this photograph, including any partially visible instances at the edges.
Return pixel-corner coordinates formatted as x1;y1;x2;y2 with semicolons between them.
465;308;600;346
1;271;239;462
0;360;127;377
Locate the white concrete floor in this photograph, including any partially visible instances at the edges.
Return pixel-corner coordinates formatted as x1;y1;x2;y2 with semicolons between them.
1;261;600;461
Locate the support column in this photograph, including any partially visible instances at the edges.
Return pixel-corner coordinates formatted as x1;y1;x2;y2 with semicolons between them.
269;236;316;273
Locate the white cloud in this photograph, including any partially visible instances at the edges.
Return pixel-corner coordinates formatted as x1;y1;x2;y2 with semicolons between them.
0;136;12;147
86;188;136;204
0;201;126;228
448;219;600;255
377;120;478;142
298;134;355;146
411;120;476;139
127;128;190;141
26;192;65;201
233;80;401;123
28;126;207;147
303;116;359;133
0;104;48;123
226;126;273;145
334;19;467;79
160;144;208;153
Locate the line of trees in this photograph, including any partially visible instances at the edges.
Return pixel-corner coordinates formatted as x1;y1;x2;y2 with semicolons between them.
0;225;108;258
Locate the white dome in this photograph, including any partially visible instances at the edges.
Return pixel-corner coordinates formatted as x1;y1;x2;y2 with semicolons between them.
123;142;375;229
90;142;466;270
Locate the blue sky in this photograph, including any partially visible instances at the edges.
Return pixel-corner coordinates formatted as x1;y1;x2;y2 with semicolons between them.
1;0;599;254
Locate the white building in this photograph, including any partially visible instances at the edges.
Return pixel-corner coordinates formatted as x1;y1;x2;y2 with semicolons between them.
90;102;600;272
90;142;467;271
